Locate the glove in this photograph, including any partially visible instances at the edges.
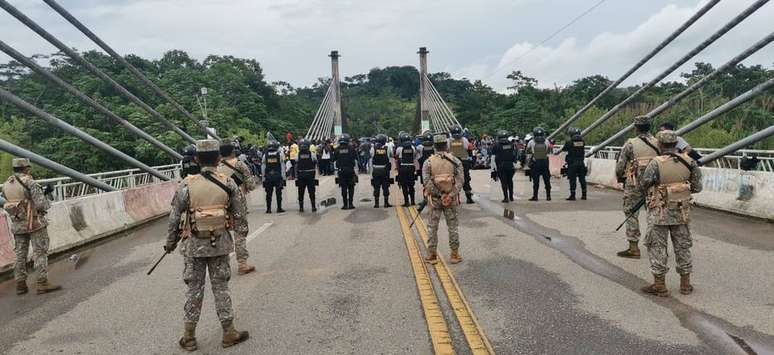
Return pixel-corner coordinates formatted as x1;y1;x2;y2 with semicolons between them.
164;241;177;253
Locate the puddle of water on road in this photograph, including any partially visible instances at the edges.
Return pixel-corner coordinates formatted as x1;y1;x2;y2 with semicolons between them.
476;194;774;355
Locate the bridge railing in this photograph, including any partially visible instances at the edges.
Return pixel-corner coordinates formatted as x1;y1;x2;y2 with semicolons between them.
2;164;181;202
587;146;774;172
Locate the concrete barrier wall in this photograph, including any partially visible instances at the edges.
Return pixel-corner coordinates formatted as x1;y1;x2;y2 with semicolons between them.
585;157;774;221
0;181;177;272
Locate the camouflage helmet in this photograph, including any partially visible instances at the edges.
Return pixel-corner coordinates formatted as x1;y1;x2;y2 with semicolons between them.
195;139;220;153
433;133;449;144
12;158;31;168
656;130;678;145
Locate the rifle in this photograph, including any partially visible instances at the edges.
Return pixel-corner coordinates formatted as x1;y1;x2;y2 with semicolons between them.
408;200;428;228
615;198;645;232
147;251;169;275
149;210;191;275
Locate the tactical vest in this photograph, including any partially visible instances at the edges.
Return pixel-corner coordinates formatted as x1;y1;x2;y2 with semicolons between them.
532;143;548;160
297;151;315;171
185;173;231;237
496;143;514;164
567;138;585;160
429;153;458;206
181;157;199;178
450;138;467;160
217;158;242;185
421;144;434;160
626;136;659;184
2;175;43;233
646;154;693;224
400;147;415;165
372;145;389;167
336;147;355;168
264;151;282;175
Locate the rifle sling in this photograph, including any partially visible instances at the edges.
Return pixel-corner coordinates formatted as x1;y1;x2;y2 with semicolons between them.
667;152;694;172
221;160;246;185
201;171;233;197
638;136;660;156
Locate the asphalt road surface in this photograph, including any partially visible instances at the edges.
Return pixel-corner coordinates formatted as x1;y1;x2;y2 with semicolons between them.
1;169;772;354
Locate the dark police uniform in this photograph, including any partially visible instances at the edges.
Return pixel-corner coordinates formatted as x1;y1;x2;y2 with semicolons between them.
262;147;285;213
491;139;517;202
334;142;358;209
562;134;587;200
296;147;317;212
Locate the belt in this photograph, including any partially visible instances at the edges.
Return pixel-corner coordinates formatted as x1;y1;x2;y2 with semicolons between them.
373;165;387;168
299;169;316;172
400;163;415;166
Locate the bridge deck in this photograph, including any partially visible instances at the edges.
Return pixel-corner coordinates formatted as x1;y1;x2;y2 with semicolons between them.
0;170;772;354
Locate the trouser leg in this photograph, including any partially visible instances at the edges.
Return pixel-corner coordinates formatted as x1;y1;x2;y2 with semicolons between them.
644;225;669;275
444;206;460;250
207;256;234;323
506;169;515;199
623;188;642;242
671;225;693;275
427;208;441;252
13;234;30;282
183;257;207;323
265;185;274;210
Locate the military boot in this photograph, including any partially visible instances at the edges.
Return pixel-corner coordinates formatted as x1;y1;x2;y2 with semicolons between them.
546;189;551;201
529;188;539;201
35;279;62;295
581;190;587;200
424;250;438;265
16;280;28;295
402;191;410;207
466;192;475;204
179;322;198;352
276;192;285;213
265;194;272;213
616;241;641;259
237;261;256;275
221;320;249;348
680;274;693;295
501;187;509;203
383;196;392;208
298;199;304;213
374;195;380;208
311;198;318;213
641;274;670;297
566;191;576;201
409;192;416;206
450;249;463;264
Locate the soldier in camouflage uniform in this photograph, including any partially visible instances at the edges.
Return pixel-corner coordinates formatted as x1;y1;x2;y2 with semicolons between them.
615;115;659;259
639;131;702;296
3;158;61;295
165;139;249;351
422;133;465;265
218;139;256;275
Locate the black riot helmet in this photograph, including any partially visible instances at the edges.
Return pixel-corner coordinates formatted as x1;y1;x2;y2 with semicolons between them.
182;144;196;157
299;139;311;151
267;140;280;151
533;127;546;143
422;131;434;146
450;125;463;139
567;127;581;137
375;134;387;145
338;133;351;146
399;132;411;146
497;129;510;144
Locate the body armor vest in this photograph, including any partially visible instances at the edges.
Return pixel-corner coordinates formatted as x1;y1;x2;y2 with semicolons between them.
2;175;44;233
264;151;282;175
647;154;693;225
372;145;389;166
532;143;548;160
421;145;434;160
567;138;585;160
185;173;231;237
496;143;514;164
450;139;467;160
337;147;355;168
626;135;659;184
400;147;415;165
297;151;315;171
217;158;241;184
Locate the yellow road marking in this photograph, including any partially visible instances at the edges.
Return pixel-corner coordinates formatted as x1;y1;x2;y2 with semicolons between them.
410;206;496;355
395;205;456;355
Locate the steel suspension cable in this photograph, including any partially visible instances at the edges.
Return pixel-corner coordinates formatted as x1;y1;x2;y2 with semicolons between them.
425;75;462;128
580;0;769;137
43;0;219;140
549;0;722;140
306;84;334;140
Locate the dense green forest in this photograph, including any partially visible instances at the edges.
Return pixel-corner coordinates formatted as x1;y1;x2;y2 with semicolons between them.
1;49;772;178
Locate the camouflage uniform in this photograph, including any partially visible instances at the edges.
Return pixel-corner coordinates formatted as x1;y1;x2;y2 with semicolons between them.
218;157;254;265
639;145;702;276
166;166;247;324
422;143;465;253
615;131;659;242
3;172;51;283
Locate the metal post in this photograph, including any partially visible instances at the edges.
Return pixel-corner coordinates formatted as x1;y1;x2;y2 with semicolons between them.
0;0;197;144
0;88;170;181
548;0;721;140
418;47;430;133
0;40;183;160
42;0;219;140
0;138;115;192
586;31;774;157
580;0;769;137
329;50;343;136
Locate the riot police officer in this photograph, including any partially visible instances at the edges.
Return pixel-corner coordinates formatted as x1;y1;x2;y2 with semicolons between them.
395;132;419;206
180;144;200;178
333;133;358;210
417;131;434;184
369;134;393;208
449;125;474;204
527;127;552;201
561;127;587;200
296;139;318;212
490;130;516;203
262;140;286;213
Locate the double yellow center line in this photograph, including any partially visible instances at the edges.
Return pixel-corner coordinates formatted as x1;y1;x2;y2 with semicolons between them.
395;204;495;355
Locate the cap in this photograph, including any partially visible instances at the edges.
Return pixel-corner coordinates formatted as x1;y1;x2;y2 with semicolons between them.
220;138;235;147
433;133;448;144
656;130;678;144
634;115;650;125
196;139;220;153
12;158;31;168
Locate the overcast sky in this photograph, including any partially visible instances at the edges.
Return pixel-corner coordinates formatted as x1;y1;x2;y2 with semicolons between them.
1;0;772;91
